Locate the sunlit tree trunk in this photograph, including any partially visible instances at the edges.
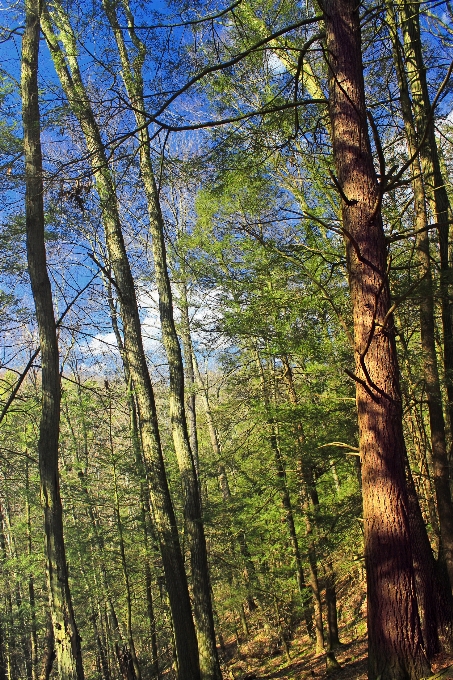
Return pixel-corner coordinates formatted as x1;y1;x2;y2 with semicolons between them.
25;463;38;680
320;0;431;676
100;5;221;677
21;2;84;677
40;7;200;678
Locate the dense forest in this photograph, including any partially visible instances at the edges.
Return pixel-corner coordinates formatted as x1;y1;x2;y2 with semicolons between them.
0;0;452;679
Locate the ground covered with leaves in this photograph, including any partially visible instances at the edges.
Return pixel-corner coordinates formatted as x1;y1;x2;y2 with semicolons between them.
222;623;453;680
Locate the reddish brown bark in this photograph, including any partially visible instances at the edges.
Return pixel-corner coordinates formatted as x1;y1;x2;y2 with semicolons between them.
321;0;431;677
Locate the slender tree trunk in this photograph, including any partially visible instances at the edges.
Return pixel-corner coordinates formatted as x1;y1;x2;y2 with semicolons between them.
387;4;452;656
399;0;453;443
178;280;200;477
320;0;431;676
21;4;84;677
40;8;200;679
325;564;340;651
91;615;111;680
25;463;38;680
106;383;142;680
397;0;453;592
0;503;18;680
0;621;6;680
100;6;221;678
281;356;325;654
255;352;313;637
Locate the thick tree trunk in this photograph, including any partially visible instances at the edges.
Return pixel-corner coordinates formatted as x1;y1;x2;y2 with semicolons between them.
40;7;200;679
21;4;84;678
321;0;431;677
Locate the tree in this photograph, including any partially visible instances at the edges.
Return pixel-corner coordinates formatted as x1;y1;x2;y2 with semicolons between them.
321;0;431;677
21;0;84;676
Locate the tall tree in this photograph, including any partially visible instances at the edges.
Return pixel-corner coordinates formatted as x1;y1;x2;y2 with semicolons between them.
320;0;431;677
100;4;222;677
39;5;201;678
21;0;84;677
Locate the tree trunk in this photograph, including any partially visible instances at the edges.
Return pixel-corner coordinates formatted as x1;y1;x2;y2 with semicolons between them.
398;0;453;592
324;562;340;652
40;7;200;679
39;614;56;680
399;0;453;442
25;463;38;680
21;3;84;677
387;3;453;656
320;0;431;677
100;6;221;678
106;383;142;680
255;352;313;638
281;356;325;654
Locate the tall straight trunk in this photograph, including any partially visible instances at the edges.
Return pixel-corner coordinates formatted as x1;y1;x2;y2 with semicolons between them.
92;614;111;680
387;4;451;656
106;385;141;680
399;0;453;440
177;281;200;477
0;503;18;680
40;8;200;679
106;282;160;680
21;4;84;678
255;351;313;637
281;356;325;655
100;6;221;678
25;463;38;680
320;0;431;677
398;1;453;592
0;621;6;680
191;345;258;610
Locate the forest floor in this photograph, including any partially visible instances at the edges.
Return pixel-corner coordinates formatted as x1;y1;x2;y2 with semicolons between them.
224;622;368;680
223;621;453;680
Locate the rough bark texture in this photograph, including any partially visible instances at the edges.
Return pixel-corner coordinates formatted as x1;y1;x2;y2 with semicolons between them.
321;0;431;677
40;6;200;679
21;3;84;678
